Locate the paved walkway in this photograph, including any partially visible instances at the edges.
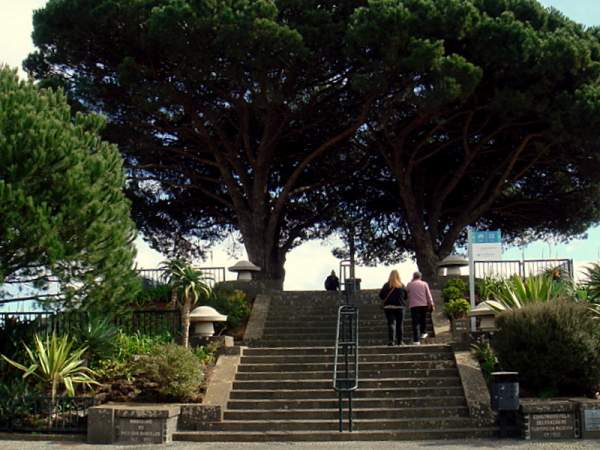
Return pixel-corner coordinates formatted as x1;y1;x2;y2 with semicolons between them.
0;440;599;449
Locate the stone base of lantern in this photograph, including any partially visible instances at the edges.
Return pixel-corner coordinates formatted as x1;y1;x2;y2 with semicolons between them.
189;334;234;349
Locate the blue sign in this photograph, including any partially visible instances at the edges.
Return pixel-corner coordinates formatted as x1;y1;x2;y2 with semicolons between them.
472;230;502;244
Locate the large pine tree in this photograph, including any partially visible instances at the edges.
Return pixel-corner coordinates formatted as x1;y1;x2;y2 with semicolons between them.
0;67;138;310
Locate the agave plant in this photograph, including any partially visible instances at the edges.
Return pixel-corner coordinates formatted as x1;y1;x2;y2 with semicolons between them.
1;333;98;402
581;262;600;304
160;259;212;348
486;274;570;311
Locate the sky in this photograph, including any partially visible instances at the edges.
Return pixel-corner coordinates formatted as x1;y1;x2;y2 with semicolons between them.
1;0;600;292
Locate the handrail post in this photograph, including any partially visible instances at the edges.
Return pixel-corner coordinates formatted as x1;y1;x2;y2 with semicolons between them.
333;304;359;433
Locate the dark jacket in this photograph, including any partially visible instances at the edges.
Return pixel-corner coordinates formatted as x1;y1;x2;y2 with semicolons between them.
379;283;407;308
325;275;340;291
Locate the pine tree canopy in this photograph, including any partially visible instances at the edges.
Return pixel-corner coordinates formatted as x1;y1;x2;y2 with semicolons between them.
0;67;139;310
23;0;600;283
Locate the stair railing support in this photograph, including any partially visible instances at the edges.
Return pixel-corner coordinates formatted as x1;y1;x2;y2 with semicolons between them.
332;304;359;432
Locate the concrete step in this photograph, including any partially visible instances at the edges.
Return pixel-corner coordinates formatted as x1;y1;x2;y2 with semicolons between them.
237;360;455;372
232;377;462;390
263;321;432;329
242;345;451;356
259;334;430;341
229;386;465;400
235;368;457;380
174;428;497;442
227;396;466;410
265;314;433;322
200;417;479;432
255;340;434;347
241;352;453;364
223;405;469;420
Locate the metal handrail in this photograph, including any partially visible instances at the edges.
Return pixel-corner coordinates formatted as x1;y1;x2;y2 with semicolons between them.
332;304;359;432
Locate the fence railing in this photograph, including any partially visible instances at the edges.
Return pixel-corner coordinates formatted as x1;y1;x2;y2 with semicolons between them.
333;304;359;432
0;309;181;338
474;259;573;280
0;266;227;310
0;396;96;434
138;266;226;288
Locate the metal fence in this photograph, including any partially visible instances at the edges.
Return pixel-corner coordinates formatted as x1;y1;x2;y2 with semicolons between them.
0;266;227;310
0;396;96;434
474;259;573;280
0;309;181;338
138;266;226;288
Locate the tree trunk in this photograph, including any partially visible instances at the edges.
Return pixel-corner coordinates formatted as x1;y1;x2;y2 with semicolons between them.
414;247;441;287
170;287;178;309
245;237;286;290
181;296;191;348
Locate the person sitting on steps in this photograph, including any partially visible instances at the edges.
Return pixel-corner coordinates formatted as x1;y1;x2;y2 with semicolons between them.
379;270;407;346
406;271;435;345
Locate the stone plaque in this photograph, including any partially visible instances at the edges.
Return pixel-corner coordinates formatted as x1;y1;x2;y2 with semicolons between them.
528;413;577;439
584;409;600;431
115;417;164;444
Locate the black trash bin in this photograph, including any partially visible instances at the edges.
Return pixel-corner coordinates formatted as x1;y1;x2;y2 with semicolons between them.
491;371;519;411
491;371;519;438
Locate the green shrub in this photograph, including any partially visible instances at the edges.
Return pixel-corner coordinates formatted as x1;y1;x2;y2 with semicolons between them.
93;359;136;383
193;342;220;366
0;320;37;369
113;331;172;362
445;278;467;293
442;286;463;303
471;341;498;382
134;283;172;308
0;378;36;421
207;288;251;330
494;301;600;397
443;298;471;319
135;343;203;400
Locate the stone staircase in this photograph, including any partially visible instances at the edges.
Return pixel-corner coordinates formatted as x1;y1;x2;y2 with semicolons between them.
175;291;496;441
260;290;433;346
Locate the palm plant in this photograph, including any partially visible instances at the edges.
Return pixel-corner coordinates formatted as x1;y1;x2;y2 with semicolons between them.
160;259;212;347
1;333;98;403
486;274;570;311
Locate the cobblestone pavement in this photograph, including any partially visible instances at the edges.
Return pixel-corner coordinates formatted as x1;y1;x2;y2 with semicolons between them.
0;440;599;450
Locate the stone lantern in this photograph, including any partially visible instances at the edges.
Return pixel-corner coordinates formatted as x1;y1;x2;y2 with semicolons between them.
469;300;497;331
189;306;227;337
228;260;261;281
437;255;469;276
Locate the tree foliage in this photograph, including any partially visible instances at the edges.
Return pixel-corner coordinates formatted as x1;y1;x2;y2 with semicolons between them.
26;0;371;284
25;0;600;283
338;0;600;279
0;66;138;309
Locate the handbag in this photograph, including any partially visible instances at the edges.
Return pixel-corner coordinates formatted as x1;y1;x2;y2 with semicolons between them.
382;287;395;308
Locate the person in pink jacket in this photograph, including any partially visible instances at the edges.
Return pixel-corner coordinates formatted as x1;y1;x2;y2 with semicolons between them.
406;271;435;345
